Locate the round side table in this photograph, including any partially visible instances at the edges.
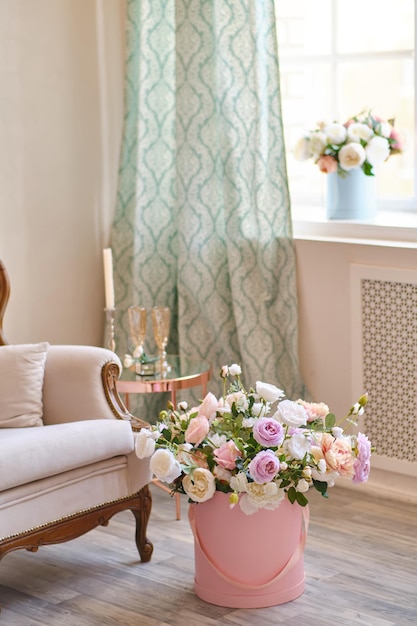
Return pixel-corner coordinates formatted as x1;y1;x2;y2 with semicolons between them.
116;354;212;409
116;355;212;520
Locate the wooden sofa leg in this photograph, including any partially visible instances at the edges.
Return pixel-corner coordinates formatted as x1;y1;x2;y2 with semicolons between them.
131;485;153;562
0;488;153;563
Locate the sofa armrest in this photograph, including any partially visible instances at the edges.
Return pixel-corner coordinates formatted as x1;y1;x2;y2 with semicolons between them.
42;345;148;430
101;360;149;431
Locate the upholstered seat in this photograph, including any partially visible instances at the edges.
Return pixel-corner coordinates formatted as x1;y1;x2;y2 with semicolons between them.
0;260;153;563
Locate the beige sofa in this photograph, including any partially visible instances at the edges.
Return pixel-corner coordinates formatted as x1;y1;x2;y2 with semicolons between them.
0;262;153;563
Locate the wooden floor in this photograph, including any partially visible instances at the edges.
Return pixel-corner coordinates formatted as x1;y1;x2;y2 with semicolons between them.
0;484;416;625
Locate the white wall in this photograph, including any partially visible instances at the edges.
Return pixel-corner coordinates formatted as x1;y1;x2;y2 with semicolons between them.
0;0;125;345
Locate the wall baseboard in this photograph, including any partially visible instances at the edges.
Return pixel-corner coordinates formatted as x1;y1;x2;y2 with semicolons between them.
336;467;417;505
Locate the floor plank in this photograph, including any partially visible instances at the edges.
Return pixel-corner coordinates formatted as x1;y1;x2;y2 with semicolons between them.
0;485;416;625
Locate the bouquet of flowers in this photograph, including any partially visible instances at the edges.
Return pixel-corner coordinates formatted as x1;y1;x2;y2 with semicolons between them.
294;110;402;177
135;364;372;514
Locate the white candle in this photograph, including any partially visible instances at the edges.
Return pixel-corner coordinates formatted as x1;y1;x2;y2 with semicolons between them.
103;248;115;309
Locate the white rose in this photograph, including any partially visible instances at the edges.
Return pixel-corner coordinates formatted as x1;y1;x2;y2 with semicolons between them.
230;471;248;493
275;400;308;428
251;401;265;417
325;122;347;145
133;345;144;358
293;136;311;161
377;121;392;138
225;391;249;412
285;432;311;459
123;354;134;368
242;417;256;428
134;429;156;459
149;448;182;483
296;478;310;493
183;468;216;503
208;433;227;448
255;381;285;403
228;363;242;376
347;122;373;143
309;131;327;157
318;459;327;473
311;465;338;487
338;143;366;171
365;136;390;167
240;481;285;515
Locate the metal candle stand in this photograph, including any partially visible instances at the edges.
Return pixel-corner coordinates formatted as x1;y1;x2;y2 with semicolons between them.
105;308;116;352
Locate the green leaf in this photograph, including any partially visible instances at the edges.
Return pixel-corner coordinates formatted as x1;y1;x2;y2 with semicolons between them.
287;486;297;504
313;479;328;498
295;491;309;507
162;428;172;442
363;162;374;176
312;478;327;493
325;413;336;429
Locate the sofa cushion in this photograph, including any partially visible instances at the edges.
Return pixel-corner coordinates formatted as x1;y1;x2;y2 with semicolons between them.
0;419;135;491
0;342;49;428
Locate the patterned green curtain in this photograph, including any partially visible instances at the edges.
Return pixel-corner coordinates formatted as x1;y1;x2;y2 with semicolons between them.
112;0;306;402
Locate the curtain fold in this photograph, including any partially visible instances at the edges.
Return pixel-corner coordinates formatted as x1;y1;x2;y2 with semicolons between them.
112;0;306;401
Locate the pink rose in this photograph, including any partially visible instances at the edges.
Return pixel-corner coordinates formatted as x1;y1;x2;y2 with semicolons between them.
389;128;403;153
317;155;338;173
248;450;280;484
197;392;219;422
253;418;284;447
184;415;209;446
213;441;242;470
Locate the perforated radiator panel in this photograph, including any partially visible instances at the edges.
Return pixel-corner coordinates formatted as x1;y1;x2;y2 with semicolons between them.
361;277;417;463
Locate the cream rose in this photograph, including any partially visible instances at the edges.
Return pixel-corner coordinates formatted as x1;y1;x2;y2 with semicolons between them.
183;468;216;503
239;481;285;515
309;131;327;157
325;122;347;145
293;136;311;161
338;143;366;171
347;122;373;143
149;449;182;483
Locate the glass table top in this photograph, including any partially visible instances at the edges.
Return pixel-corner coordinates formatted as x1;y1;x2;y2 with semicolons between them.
118;354;212;389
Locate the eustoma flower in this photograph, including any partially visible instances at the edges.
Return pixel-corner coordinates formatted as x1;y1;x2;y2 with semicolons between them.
248;450;280;484
253;417;284;447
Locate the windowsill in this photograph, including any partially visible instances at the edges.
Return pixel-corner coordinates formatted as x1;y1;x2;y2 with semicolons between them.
292;205;417;247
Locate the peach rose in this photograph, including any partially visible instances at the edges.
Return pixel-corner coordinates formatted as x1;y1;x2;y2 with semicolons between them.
317;155;338;173
213;440;242;470
319;433;355;477
184;415;209;446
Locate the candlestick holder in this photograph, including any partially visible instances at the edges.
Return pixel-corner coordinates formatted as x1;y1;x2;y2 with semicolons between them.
105;308;116;352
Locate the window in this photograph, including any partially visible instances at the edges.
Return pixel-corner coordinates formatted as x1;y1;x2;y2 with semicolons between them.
275;0;415;213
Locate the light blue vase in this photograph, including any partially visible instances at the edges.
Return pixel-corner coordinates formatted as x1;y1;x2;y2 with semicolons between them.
326;168;377;220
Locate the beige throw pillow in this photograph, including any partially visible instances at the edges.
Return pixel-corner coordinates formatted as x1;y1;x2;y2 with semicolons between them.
0;342;49;427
